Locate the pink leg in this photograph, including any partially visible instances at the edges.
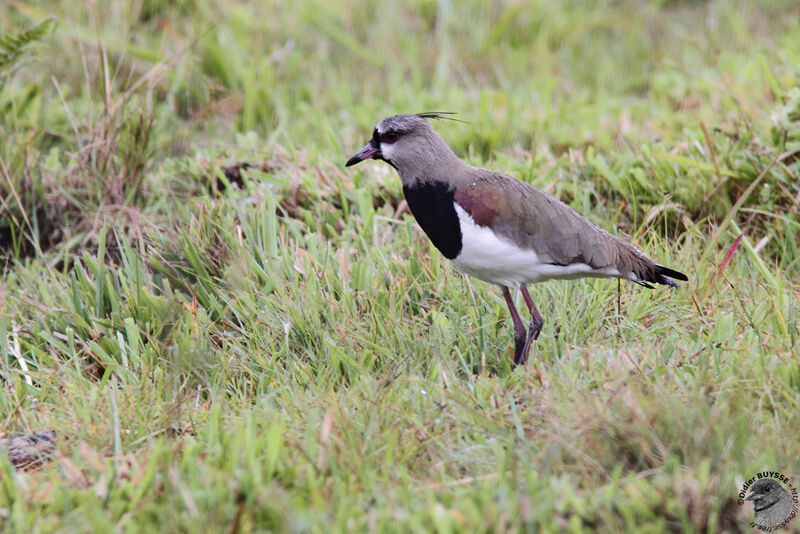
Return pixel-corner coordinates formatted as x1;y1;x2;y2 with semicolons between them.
519;285;544;364
502;286;528;366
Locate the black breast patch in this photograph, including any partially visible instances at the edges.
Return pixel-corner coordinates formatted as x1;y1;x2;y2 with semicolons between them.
402;181;462;259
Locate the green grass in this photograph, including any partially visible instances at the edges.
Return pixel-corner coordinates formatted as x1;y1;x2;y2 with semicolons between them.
1;0;800;532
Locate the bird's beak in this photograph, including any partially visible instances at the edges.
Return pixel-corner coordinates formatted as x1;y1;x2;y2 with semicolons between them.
745;493;755;501
346;142;381;167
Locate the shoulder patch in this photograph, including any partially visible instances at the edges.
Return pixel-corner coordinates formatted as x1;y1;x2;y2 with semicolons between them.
453;185;501;227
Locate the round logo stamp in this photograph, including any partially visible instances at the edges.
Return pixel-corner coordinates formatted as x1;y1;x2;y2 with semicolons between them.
738;471;798;531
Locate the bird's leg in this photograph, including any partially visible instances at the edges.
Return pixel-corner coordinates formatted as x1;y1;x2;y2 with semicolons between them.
520;285;544;364
502;286;527;366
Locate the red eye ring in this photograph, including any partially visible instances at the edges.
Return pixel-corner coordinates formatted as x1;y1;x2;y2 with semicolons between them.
382;132;399;144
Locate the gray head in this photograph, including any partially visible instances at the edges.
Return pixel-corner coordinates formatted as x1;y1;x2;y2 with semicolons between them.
346;113;462;183
746;479;790;510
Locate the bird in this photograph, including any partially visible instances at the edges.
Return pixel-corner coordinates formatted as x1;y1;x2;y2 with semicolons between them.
746;478;794;527
345;113;688;366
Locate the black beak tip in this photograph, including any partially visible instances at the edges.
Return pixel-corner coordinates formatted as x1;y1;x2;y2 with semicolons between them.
346;143;380;168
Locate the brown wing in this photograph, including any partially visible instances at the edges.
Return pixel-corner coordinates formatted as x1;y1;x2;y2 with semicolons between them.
453;170;658;280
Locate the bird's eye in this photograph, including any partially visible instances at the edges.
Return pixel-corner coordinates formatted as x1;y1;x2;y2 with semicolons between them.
381;132;399;144
765;487;771;492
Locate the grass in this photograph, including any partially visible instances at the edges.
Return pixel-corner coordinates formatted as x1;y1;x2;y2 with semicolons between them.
1;0;800;531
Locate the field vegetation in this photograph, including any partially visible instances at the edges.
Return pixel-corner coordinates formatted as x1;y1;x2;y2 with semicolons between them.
1;1;799;531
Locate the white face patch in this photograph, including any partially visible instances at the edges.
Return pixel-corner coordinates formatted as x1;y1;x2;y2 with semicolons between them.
380;141;398;163
450;204;622;286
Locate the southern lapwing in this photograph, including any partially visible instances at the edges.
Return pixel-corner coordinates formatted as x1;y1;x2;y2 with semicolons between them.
346;113;688;366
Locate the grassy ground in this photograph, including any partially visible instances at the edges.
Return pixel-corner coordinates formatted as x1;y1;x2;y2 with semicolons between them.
1;0;800;532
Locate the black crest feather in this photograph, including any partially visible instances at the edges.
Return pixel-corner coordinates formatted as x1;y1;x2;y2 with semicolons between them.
415;111;467;124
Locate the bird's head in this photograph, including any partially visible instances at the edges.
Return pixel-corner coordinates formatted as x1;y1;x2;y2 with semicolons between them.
746;479;788;510
346;113;461;179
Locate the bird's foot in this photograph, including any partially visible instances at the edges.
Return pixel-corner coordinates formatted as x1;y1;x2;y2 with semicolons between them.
517;330;538;366
512;335;527;366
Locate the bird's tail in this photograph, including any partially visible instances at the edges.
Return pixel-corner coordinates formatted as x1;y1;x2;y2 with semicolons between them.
634;264;688;289
654;265;688;287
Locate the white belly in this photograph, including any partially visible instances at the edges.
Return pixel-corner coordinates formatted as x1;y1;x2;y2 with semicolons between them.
450;204;621;287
